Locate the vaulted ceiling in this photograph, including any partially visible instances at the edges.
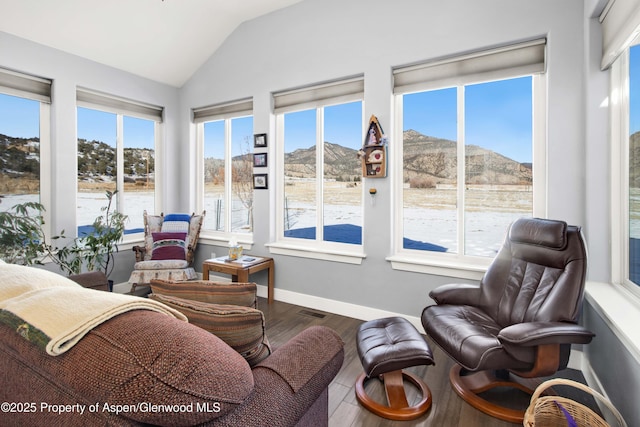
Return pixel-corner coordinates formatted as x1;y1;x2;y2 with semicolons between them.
0;0;302;87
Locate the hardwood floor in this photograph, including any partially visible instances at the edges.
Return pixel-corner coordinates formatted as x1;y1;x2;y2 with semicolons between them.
257;297;592;427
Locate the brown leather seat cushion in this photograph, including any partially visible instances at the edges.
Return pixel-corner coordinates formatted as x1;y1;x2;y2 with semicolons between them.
421;304;534;372
357;317;433;378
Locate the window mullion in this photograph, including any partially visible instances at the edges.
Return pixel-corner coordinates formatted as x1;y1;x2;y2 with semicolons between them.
116;114;124;212
224;119;233;233
532;74;547;218
612;50;630;286
622;51;632;287
457;86;466;256
196;123;205;216
316;107;324;242
40;102;52;238
275;114;285;239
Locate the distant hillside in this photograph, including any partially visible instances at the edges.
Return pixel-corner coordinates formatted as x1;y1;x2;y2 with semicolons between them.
282;130;532;185
77;139;155;182
402;129;532;185
631;131;640;188
0;134;155;184
284;142;360;181
2;129;537;186
0;134;40;179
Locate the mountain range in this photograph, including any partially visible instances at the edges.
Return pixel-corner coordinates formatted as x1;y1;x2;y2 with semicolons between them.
0;135;154;182
284;130;533;185
1;129;543;186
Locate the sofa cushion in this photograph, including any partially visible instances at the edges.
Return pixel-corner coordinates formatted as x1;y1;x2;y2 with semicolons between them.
150;293;271;366
0;309;254;426
151;231;187;260
151;279;257;308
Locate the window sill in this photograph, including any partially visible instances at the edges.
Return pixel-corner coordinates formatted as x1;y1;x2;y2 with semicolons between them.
266;242;366;265
120;234;143;250
199;235;254;252
386;253;488;280
584;281;640;364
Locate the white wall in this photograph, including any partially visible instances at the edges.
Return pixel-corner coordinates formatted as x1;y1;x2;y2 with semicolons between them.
0;31;180;284
0;1;633;422
181;0;596;316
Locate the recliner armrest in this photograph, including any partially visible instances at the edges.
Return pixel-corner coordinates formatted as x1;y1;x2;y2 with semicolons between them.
498;322;595;346
429;283;482;305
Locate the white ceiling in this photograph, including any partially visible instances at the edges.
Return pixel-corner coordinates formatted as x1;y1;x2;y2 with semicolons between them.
0;0;301;87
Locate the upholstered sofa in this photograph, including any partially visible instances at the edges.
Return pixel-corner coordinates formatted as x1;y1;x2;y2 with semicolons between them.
0;269;344;426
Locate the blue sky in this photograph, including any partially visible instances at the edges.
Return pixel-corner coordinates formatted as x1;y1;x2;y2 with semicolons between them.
204;115;253;158
282;101;364;153
403;76;533;163
76;107;155;150
631;44;640;134
0;93;39;138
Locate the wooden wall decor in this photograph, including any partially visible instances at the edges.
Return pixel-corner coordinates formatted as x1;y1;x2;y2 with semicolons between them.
360;115;387;178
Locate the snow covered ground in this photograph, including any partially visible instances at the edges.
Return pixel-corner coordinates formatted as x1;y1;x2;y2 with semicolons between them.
3;192;528;257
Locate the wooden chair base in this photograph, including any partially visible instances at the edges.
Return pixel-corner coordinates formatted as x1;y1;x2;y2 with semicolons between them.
449;364;537;424
355;369;432;421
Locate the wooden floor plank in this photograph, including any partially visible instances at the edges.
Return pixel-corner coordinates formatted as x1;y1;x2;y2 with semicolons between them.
257;297;591;427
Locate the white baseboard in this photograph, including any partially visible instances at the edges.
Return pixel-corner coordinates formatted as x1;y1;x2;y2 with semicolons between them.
256;284;425;333
259;285;594;375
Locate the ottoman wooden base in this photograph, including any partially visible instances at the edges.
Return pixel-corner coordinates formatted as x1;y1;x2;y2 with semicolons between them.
355;317;434;421
355;369;432;421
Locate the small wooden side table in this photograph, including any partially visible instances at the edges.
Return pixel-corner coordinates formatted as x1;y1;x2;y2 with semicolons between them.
202;256;275;303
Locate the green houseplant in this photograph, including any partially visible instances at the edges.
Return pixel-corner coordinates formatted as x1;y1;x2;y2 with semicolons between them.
0;200;57;266
0;191;127;278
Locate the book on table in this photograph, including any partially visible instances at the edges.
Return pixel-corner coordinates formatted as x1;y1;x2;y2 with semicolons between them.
207;255;263;267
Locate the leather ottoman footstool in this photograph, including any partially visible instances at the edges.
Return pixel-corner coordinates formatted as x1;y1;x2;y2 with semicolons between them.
355;316;434;420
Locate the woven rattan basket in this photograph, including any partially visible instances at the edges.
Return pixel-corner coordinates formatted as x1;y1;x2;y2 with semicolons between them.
523;379;626;427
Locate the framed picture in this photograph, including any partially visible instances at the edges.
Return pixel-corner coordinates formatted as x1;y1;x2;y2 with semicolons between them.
253;174;268;189
253;153;268;167
254;133;267;148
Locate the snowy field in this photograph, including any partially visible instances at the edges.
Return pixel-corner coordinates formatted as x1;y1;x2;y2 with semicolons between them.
3;189;536;257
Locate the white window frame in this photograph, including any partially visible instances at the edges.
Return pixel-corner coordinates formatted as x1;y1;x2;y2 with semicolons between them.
267;77;366;265
388;41;547;279
610;46;640;300
76;88;163;243
193;99;254;247
0;68;52;236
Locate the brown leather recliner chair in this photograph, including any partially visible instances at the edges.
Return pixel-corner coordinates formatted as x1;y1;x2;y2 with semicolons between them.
421;217;595;423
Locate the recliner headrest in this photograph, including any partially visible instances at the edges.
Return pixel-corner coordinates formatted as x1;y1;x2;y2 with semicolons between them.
509;217;567;249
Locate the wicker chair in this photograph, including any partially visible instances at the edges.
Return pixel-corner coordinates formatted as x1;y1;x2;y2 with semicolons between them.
128;210;204;295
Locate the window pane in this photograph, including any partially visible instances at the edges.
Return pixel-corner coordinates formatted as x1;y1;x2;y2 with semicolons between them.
231;116;253;233
0;93;40;211
77;107;116;235
123;116;154;232
283;109;317;240
204;120;225;231
402;88;458;253
323;101;362;244
629;44;640;285
464;77;533;257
